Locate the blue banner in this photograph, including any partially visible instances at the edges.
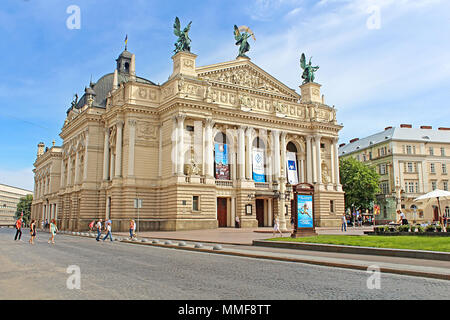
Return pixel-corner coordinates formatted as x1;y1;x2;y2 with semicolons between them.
252;149;265;182
297;194;313;228
215;143;230;180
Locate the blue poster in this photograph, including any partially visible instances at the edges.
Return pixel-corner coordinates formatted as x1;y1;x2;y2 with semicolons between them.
252;149;265;182
297;194;313;228
215;143;230;180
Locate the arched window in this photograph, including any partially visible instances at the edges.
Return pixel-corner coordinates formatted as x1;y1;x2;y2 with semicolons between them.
214;132;230;180
286;142;299;184
252;137;266;182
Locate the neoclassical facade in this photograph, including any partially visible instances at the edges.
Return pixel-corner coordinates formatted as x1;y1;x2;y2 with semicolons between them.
31;47;344;231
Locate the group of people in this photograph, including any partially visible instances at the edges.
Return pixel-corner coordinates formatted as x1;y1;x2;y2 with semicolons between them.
13;215;58;244
88;218;137;242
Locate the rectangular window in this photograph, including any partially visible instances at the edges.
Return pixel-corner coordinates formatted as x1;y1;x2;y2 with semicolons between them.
444;181;448;191
192;196;199;211
406;145;412;154
330;200;334;213
431;163;436;173
415;182;419;193
442;163;447;174
379;163;387;175
369;152;372;160
429;147;434;155
432;181;437;190
407;162;413;173
441;147;445;156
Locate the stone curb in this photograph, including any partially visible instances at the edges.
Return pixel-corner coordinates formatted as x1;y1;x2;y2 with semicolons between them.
120;239;450;281
252;240;450;262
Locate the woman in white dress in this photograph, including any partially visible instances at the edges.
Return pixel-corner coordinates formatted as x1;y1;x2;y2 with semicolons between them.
272;217;283;237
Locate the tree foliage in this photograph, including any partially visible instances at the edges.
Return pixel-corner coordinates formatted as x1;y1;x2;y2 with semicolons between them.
15;194;33;226
339;157;380;211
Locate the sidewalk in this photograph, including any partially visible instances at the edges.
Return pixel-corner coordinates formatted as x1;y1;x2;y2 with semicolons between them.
115;226;372;246
111;226;450;281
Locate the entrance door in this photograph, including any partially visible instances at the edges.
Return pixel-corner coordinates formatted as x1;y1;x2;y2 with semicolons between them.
433;206;439;221
256;199;265;227
217;198;228;227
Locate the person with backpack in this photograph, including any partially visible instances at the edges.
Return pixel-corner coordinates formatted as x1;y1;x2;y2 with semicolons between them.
14;217;23;241
29;219;37;244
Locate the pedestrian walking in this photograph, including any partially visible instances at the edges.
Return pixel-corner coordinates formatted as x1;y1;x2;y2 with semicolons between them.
235;215;240;228
102;222;113;242
95;219;103;241
88;220;95;232
272;217;283;237
358;214;362;227
29;219;37;244
129;220;135;240
14;217;23;241
341;213;347;232
48;219;58;244
290;216;295;230
397;210;408;225
132;219;137;238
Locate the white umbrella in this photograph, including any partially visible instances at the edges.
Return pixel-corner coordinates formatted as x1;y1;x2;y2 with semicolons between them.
414;189;450;225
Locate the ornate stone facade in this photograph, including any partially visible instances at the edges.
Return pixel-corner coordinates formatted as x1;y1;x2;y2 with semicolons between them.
31;49;344;231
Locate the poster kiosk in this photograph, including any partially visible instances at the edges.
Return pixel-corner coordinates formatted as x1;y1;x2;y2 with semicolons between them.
291;183;318;238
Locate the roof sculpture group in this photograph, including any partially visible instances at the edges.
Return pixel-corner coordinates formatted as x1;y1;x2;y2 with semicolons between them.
69;18;320;108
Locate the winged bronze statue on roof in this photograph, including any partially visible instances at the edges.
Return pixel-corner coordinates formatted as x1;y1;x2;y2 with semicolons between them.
234;25;255;58
173;17;192;54
300;53;319;84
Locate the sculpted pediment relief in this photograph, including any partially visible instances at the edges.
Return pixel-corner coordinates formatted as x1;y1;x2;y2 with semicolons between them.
197;62;299;99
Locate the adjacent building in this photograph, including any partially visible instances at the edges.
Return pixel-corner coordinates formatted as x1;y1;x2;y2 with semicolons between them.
339;125;450;224
0;183;33;225
31;44;345;232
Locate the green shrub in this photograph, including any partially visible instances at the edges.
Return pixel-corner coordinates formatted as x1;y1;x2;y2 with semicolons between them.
398;224;410;232
410;225;416;232
417;225;424;233
425;224;436;232
436;225;443;232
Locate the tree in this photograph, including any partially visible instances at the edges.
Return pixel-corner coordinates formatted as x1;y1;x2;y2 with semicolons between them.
339;157;380;212
16;194;33;226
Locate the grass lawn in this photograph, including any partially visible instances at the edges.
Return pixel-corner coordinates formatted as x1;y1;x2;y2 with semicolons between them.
266;235;450;252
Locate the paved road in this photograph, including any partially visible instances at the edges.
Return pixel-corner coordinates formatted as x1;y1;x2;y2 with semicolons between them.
0;228;448;300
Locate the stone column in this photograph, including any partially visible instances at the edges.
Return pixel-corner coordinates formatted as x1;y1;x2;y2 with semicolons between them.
67;155;72;186
272;130;281;182
115;120;124;177
315;135;322;184
238;126;246;180
128;119;136;177
83;131;89;181
60;158;65;187
300;159;305;183
204;118;214;178
306;136;313;183
103;128;110;180
172;116;178;175
158;125;163;178
280;132;287;182
176;115;186;176
245;127;253;180
74;152;79;185
333;138;341;188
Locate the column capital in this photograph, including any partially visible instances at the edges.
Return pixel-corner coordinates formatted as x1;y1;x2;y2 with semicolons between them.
271;129;280;137
205;117;215;128
116;120;124;128
128;119;137;127
176;114;186;122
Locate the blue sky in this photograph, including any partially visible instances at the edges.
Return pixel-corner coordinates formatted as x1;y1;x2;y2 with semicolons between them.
1;0;450;190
